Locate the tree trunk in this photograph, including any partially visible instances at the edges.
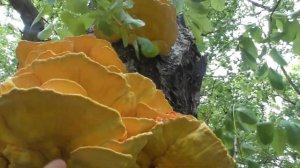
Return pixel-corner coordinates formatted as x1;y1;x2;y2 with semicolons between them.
113;18;207;116
8;0;44;41
8;1;207;116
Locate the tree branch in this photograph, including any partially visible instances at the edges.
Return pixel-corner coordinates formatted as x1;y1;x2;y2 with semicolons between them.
247;0;272;11
270;0;282;17
264;0;300;96
280;66;300;96
268;0;281;37
275;94;296;105
8;0;44;41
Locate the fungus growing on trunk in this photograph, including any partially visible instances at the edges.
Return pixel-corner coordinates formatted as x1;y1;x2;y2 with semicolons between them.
95;0;178;56
0;35;234;168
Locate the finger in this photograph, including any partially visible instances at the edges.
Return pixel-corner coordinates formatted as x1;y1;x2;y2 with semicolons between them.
44;159;67;168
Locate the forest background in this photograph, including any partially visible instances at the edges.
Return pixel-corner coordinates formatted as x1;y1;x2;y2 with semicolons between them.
0;0;299;167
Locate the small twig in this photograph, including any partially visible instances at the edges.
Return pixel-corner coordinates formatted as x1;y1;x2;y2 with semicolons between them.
274;94;296;105
41;17;59;37
232;104;239;161
270;0;282;17
264;0;300;96
280;66;300;96
209;80;217;97
247;0;272;11
268;0;282;37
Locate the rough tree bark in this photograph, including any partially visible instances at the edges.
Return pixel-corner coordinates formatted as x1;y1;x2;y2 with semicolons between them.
8;0;44;41
113;20;207;116
8;0;207;116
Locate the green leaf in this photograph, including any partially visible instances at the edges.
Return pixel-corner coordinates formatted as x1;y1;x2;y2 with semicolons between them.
56;27;72;38
247;159;260;168
65;0;89;13
236;107;257;125
272;12;287;20
96;18;120;37
132;40;140;59
224;117;234;132
222;133;234;149
78;13;95;29
37;24;53;40
257;122;274;145
172;0;185;14
239;37;258;58
270;48;288;66
109;0;123;12
259;45;267;57
60;11;86;35
241;143;256;156
137;37;160;58
256;63;268;79
267;68;285;90
292;10;300;19
272;13;287;31
31;5;52;28
211;0;225;11
185;0;210;15
285;122;300;153
47;0;56;6
272;126;286;155
213;128;223;139
120;27;129;47
121;11;145;29
293;32;300;55
282;21;300;42
275;19;284;31
270;32;284;42
250;26;263;42
184;0;212;48
123;0;134;8
188;14;213;33
241;50;257;69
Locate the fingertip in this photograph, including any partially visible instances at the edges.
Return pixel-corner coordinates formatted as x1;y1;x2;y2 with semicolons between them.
44;159;67;168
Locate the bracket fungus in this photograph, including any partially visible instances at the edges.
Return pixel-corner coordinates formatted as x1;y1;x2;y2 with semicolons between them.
128;0;178;56
16;35;126;72
0;35;234;167
95;0;178;56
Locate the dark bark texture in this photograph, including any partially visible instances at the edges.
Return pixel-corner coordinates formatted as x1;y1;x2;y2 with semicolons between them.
9;0;207;116
113;19;207;116
8;0;44;41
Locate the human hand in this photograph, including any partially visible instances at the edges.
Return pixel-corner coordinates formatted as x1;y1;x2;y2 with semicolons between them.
44;159;67;168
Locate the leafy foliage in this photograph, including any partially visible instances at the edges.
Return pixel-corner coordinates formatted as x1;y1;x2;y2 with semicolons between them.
199;0;300;167
30;0;164;57
0;0;299;167
0;8;19;81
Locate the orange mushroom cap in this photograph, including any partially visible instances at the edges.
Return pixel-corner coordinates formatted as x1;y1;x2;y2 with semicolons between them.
68;146;139;168
124;73;173;114
137;117;235;168
2;54;176;119
95;0;178;56
0;35;235;168
0;89;125;167
128;0;178;55
16;35;126;72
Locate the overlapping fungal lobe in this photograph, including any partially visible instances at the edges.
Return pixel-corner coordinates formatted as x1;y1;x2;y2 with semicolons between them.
16;35;126;72
0;35;234;168
95;0;178;56
0;89;126;168
128;0;178;56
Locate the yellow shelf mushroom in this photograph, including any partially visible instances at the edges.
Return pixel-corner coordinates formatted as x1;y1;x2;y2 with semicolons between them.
0;35;234;168
95;0;178;56
16;35;126;72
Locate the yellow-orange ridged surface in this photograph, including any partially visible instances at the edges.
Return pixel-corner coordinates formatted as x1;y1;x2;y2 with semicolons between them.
0;35;234;168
